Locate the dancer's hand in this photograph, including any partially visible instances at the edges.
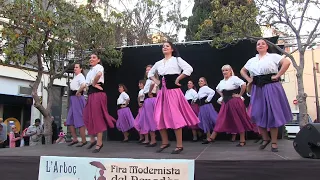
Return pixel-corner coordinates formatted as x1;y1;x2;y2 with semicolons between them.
271;75;280;81
148;93;153;98
154;79;160;86
232;94;241;98
76;92;81;96
175;78;181;87
121;105;126;108
138;103;142;107
94;84;103;90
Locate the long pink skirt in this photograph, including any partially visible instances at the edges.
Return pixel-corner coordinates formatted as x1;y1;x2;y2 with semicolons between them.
214;97;254;133
154;78;200;130
83;92;116;135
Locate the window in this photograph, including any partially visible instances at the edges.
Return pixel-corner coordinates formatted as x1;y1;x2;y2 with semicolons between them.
280;73;290;83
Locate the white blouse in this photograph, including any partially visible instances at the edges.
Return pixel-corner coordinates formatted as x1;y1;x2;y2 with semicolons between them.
138;89;145;102
244;53;283;76
117;92;130;105
85;64;104;86
216;76;245;92
70;73;86;91
143;79;157;94
147;56;193;77
198;86;215;102
185;89;198;102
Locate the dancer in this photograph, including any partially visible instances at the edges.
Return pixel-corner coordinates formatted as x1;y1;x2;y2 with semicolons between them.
66;63;87;147
116;84;135;142
185;80;201;141
203;65;254;146
83;53;116;153
135;80;146;143
139;65;159;146
197;77;218;142
148;41;200;154
240;39;292;151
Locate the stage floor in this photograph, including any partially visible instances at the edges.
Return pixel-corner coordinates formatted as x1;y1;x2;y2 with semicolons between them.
0;139;305;160
1;140;319;180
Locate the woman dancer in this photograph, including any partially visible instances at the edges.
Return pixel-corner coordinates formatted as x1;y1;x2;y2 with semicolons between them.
203;65;254;146
197;77;218;142
240;39;292;151
185;80;200;141
116;84;135;142
135;80;146;143
139;65;159;146
148;41;199;154
83;53;116;153
66;63;87;147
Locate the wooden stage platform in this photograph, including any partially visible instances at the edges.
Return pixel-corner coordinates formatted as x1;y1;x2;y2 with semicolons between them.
0;139;319;180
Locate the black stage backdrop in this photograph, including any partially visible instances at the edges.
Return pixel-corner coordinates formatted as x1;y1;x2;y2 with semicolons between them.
103;37;281;141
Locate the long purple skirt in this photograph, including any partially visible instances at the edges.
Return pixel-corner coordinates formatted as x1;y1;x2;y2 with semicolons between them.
134;107;142;133
189;103;200;130
66;96;86;128
198;104;218;133
116;107;135;132
250;82;293;128
154;78;200;130
138;97;157;134
83;92;116;135
214;97;254;133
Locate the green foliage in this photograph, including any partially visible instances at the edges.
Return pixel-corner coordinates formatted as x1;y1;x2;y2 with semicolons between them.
196;0;261;48
0;0;122;69
109;0;187;45
185;0;212;41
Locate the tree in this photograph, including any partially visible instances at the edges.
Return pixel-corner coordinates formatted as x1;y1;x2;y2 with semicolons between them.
108;0;188;45
0;0;122;144
197;0;320;127
185;0;212;41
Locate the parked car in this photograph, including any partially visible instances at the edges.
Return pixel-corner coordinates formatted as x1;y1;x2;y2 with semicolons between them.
285;110;313;138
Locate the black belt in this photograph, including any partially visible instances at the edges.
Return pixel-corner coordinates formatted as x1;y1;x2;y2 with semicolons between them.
252;73;279;87
139;101;144;104
199;97;211;106
88;82;104;95
187;99;192;104
69;90;83;96
117;104;127;109
144;93;157;100
159;74;180;89
222;88;240;103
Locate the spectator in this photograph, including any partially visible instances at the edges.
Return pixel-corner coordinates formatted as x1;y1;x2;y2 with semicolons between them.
9;125;21;148
0;124;7;148
26;119;43;146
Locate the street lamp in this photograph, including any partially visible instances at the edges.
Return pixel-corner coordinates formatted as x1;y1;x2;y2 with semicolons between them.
309;43;320;121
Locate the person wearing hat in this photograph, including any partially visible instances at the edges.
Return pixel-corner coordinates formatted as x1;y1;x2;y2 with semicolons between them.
26;119;43;146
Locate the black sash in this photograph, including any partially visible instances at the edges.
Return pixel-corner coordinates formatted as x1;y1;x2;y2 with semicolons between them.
144;93;157;100
69;90;83;96
159;74;180;89
187;99;192;105
117;104;127;109
139;101;144;104
252;73;278;87
199;96;211;106
88;82;104;95
222;88;241;103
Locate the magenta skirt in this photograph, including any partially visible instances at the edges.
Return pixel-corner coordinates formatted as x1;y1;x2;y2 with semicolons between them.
214;97;254;133
83;92;116;135
154;78;200;130
189;103;200;130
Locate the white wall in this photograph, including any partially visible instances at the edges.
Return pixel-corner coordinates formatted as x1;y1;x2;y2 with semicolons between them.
0;65;67;124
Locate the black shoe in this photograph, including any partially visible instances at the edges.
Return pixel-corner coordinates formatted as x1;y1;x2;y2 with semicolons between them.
236;142;246;147
76;141;87;147
87;141;97;149
271;143;278;152
68;141;78;146
259;140;271;150
122;139;129;143
138;139;145;143
92;144;103;153
202;138;214;144
171;147;184;154
156;144;170;153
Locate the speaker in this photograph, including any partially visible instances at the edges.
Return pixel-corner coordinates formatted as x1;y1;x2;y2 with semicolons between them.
293;123;320;159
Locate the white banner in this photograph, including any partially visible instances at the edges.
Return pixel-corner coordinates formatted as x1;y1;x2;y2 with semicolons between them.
38;156;195;180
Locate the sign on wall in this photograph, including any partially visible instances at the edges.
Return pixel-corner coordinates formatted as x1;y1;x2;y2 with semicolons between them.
38;156;195;180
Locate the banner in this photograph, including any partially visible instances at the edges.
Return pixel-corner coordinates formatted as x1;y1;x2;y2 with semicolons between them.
38;156;195;180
